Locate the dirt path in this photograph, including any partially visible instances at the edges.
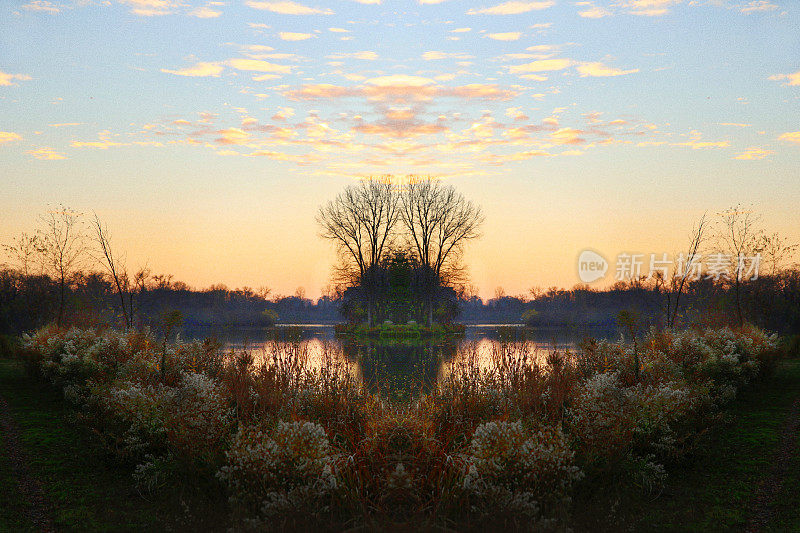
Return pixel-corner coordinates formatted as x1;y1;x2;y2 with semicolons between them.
0;393;56;532
745;396;800;533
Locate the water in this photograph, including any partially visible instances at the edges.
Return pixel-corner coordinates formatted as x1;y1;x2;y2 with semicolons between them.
183;324;618;399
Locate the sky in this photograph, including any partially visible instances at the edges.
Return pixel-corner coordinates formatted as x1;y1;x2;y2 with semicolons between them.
1;0;799;299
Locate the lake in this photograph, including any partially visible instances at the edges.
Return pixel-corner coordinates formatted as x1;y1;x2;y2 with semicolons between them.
183;324;619;398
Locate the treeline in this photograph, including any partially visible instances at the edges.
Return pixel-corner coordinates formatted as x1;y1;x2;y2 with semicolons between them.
4;262;799;336
0;206;341;335
464;206;799;333
461;269;800;334
459;286;662;327
0;266;349;336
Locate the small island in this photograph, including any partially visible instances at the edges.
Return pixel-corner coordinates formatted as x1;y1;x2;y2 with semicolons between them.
334;320;466;339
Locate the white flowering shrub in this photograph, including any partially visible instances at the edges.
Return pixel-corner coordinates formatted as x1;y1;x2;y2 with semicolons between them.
164;372;233;459
217;421;340;529
21;327;233;472
95;380;173;458
459;420;582;526
565;370;653;475
657;327;777;404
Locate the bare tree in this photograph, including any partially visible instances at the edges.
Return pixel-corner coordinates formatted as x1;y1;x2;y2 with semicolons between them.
317;176;400;325
666;213;708;328
760;232;797;276
92;214;133;329
2;232;43;277
400;176;484;279
718;205;763;327
39;206;86;327
400;176;483;325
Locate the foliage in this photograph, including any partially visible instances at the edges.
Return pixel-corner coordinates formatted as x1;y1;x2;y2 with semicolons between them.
18;324;780;530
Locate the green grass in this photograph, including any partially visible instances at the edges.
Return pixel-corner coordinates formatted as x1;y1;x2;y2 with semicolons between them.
572;357;800;532
335;322;466;339
0;434;32;532
0;357;228;532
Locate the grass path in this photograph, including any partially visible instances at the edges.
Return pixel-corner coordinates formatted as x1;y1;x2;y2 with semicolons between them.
0;392;55;532
0;358;167;532
745;395;800;532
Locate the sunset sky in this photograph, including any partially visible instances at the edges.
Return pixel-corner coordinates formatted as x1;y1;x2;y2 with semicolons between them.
2;0;799;298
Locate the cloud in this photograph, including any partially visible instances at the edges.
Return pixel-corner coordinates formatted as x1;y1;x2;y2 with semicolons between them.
22;1;60;13
228;58;292;73
718;122;751;127
161;61;224;77
284;77;516;104
118;0;178;16
189;6;222;17
625;0;681;16
578;5;611;17
505;107;528;121
740;1;778;13
330;69;367;81
467;0;554;15
328;27;349;32
451;27;472;32
734;147;773;160
442;84;517;100
576;61;639;77
354;111;447;139
286;83;359;99
27;147;67;160
769;70;800;86
49;122;85;127
778;131;800;144
0;131;22;144
486;32;522;41
422;51;473;60
215;128;251;145
272;107;295;120
0;70;32;86
327;51;379;60
526;44;565;52
71;140;125;149
508;58;572;73
279;31;314;40
673;139;729;149
240;44;275;52
245;0;333;14
550;128;585;144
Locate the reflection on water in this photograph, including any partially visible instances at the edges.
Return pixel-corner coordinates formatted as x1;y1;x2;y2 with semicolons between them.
184;325;617;399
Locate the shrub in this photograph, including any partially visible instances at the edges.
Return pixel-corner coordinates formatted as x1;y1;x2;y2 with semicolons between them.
218;421;340;529
15;324;780;530
457;420;582;528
